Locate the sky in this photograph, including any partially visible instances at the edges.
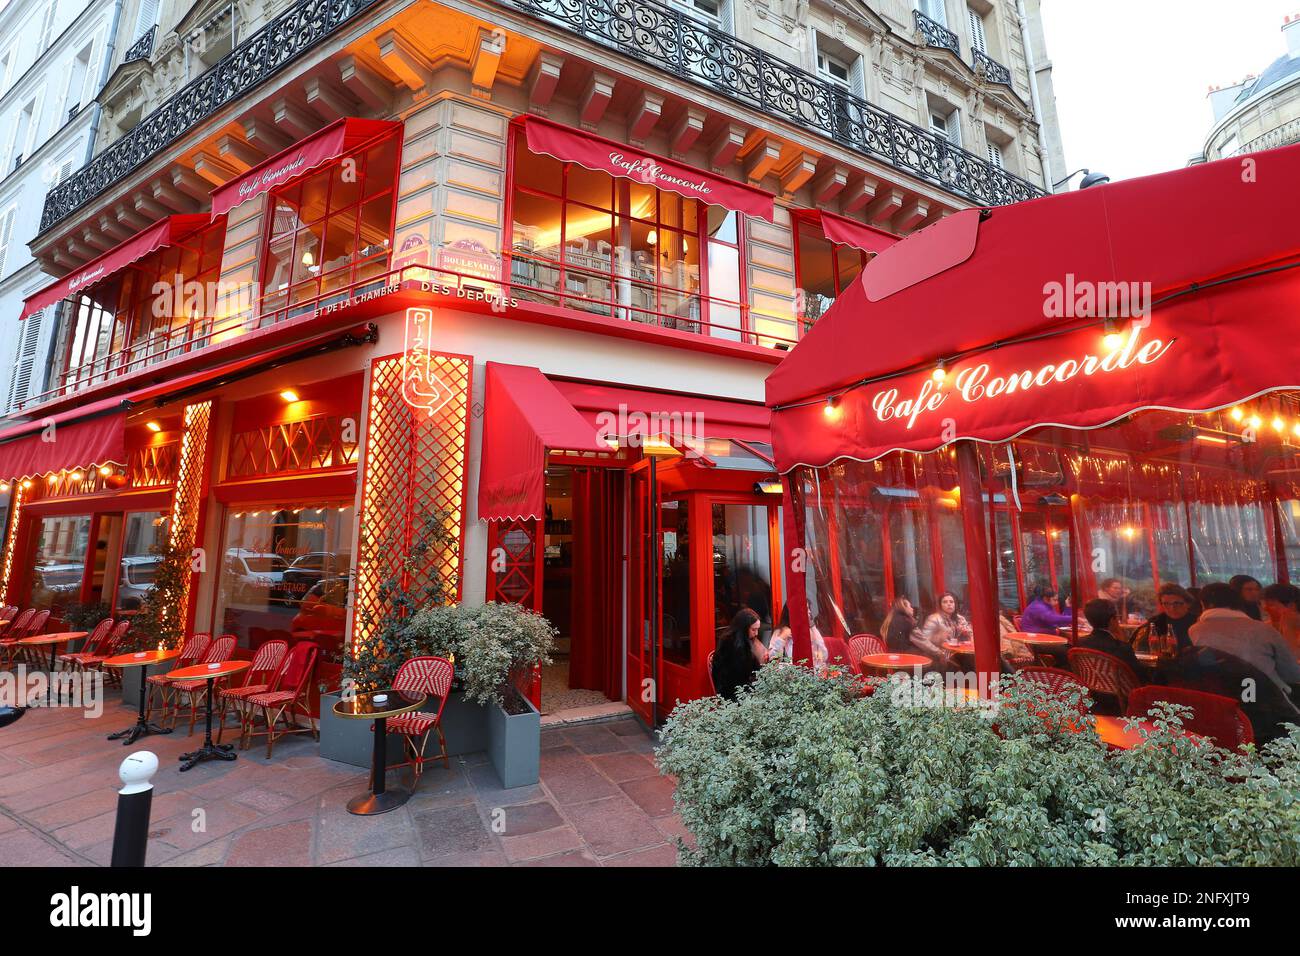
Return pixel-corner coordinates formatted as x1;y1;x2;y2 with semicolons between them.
1041;0;1297;184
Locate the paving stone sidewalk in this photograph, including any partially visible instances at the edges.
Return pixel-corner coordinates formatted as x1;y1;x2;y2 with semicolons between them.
0;695;688;866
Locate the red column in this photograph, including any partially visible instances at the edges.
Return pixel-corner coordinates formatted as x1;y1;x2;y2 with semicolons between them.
781;475;813;668
956;443;999;686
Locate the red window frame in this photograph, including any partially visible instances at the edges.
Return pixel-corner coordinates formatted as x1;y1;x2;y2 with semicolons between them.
792;218;868;336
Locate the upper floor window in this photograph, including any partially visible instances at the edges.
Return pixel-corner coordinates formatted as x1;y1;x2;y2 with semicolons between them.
929;102;961;147
509;136;748;342
259;134;400;321
793;218;868;331
813;32;865;99
134;0;161;40
967;5;987;54
986;141;1004;169
64;42;95;121
37;1;57;54
917;0;948;29
0;205;15;276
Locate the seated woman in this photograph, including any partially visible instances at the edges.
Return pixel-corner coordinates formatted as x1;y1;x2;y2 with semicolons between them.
1132;582;1199;653
766;604;828;672
1019;581;1074;634
1262;583;1300;659
711;608;765;700
998;607;1034;668
916;592;972;668
881;597;920;653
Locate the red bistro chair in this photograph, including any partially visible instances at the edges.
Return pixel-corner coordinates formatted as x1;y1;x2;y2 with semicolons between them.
145;633;211;722
0;604;18;638
822;635;861;675
383;656;455;781
1126;685;1254;752
243;641;320;757
848;634;886;663
15;610;51;667
78;620;131;686
216;639;288;745
1014;666;1090;714
1068;648;1141;714
58;618;114;673
0;608;35;667
167;636;236;734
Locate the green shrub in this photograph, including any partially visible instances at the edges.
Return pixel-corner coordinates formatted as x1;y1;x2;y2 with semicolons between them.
397;601;556;709
61;601;112;631
656;666;1300;866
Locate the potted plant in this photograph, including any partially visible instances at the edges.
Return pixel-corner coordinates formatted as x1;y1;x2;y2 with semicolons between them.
60;602;111;653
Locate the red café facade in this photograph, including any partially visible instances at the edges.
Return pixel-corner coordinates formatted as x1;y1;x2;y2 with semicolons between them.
0;104;902;723
768;144;1300;681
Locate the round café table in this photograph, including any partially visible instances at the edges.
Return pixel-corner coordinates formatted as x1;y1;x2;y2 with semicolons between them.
1094;715;1203;750
102;649;182;744
18;632;87;705
860;652;932;675
333;689;428;816
165;660;250;772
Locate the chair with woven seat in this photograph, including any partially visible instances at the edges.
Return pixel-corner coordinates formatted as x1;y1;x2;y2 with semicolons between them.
1015;666;1090;713
144;633;211;724
243;641;319;757
381;656;454;781
0;608;35;667
75;620;131;686
215;639;287;745
1068;648;1141;715
15;609;51;667
167;635;236;734
848;634;886;663
58;618;114;674
822;634;861;675
1125;685;1254;752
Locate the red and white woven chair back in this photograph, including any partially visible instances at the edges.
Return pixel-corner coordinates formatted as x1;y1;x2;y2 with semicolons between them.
202;635;237;664
107;620;132;650
178;633;212;666
1126;684;1254;751
4;608;33;638
394;656;454;699
25;609;51;638
249;639;289;675
849;634;886;660
1017;666;1087;697
1068;648;1140;709
83;618;114;652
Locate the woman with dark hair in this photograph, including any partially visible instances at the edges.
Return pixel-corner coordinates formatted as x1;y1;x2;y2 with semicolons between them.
916;592;971;667
1229;574;1264;621
881;597;920;653
1135;582;1200;652
1020;581;1074;634
711;608;765;700
766;604;828;670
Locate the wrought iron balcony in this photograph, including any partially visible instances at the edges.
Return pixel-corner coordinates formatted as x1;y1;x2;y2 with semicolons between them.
504;0;1044;207
914;9;960;56
39;0;382;233
973;48;1012;87
124;25;157;64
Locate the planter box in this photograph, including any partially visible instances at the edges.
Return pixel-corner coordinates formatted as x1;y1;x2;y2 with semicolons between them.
118;660;173;706
318;691;406;768
488;692;541;789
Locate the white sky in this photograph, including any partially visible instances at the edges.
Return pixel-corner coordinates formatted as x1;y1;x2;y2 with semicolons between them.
1041;0;1297;184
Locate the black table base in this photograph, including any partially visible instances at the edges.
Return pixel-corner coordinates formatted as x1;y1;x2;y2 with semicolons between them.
109;667;173;745
346;715;411;816
178;677;235;772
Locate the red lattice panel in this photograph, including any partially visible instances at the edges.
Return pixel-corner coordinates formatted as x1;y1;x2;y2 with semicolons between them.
352;352;471;652
0;483;26;604
227;416;359;478
486;518;541;611
167;401;212;627
128;442;180;488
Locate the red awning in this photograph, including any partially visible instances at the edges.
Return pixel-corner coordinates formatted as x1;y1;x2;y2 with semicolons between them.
552;380;771;444
478;363;610;522
209;118;401;218
0;396;128;480
766;143;1300;472
520;116;775;222
20;214;212;320
793;209;899;255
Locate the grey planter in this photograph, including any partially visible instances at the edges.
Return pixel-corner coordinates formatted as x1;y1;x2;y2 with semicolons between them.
118;659;173;706
488;692;541;789
318;691;406;768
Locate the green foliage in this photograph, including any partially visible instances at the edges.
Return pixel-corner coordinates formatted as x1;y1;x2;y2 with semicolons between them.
656;666;1300;866
122;540;193;653
400;601;555;709
61;601;111;631
342;505;459;692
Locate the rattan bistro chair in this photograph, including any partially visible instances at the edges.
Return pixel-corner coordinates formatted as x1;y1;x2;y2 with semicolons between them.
1068;648;1141;715
382;656;454;781
0;608;35;668
848;634;886;663
168;636;236;734
58;618;114;674
216;639;288;745
243;641;320;758
145;633;211;723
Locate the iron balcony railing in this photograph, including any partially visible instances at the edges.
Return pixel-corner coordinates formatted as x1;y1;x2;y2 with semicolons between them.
1234;118;1300;157
914;9;960;56
973;48;1012;87
39;0;382;233
503;0;1044;207
124;25;157;64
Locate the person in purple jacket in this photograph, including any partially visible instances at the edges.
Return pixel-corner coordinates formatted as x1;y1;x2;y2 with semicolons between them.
1020;581;1074;634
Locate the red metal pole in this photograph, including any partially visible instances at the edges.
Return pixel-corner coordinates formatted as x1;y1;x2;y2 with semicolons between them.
956;443;1000;687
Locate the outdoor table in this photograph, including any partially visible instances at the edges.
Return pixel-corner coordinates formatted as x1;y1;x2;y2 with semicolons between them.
1094;715;1202;750
102;649;182;744
860;652;931;675
165;660;251;772
1017;633;1070;647
332;689;427;816
942;640;975;655
18;632;87;705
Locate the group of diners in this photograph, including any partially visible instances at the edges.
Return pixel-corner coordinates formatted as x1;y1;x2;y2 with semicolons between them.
709;572;1300;743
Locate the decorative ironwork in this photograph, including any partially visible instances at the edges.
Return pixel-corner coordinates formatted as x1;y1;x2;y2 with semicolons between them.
129;442;180;488
124;25;157;64
228;415;360;478
39;0;383;232
486;518;541;610
914;9;960;56
504;0;1044;206
973;48;1012;87
352;352;471;651
1236;118;1300;157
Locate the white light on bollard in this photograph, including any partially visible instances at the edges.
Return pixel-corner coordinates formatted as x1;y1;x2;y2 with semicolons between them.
119;751;158;794
112;752;158;867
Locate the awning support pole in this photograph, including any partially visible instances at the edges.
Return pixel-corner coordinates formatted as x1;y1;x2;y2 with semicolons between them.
956;443;1001;690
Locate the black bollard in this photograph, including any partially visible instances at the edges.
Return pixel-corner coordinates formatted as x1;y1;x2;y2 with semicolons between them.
110;751;158;867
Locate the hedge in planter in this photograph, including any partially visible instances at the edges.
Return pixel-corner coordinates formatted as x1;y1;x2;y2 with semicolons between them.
656;666;1300;866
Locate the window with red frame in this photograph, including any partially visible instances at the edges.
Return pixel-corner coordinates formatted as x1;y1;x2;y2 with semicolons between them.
793;218;868;334
259;134;400;319
509;136;746;339
56;221;227;389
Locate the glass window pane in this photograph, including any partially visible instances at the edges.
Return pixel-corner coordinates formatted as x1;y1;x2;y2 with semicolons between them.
661;499;691;666
712;503;774;642
31;515;91;613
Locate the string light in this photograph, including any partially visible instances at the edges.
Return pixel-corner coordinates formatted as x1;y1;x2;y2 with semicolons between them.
823;396;839;419
1102;318;1125;351
1273;417;1286;433
98;465;112;477
1249;414;1263;430
931;360;947;383
1230;407;1244;422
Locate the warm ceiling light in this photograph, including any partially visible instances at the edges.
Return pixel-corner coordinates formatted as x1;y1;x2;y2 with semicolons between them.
1122;526;1137;539
20;479;31;489
932;360;947;383
301;251;314;267
824;396;839;419
146;421;161;432
98;465;112;477
1230;407;1244;422
1102;318;1125;351
1273;417;1286;433
0;482;9;492
69;471;82;481
1195;434;1229;445
280;389;300;403
646;230;657;246
1249;415;1263;430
